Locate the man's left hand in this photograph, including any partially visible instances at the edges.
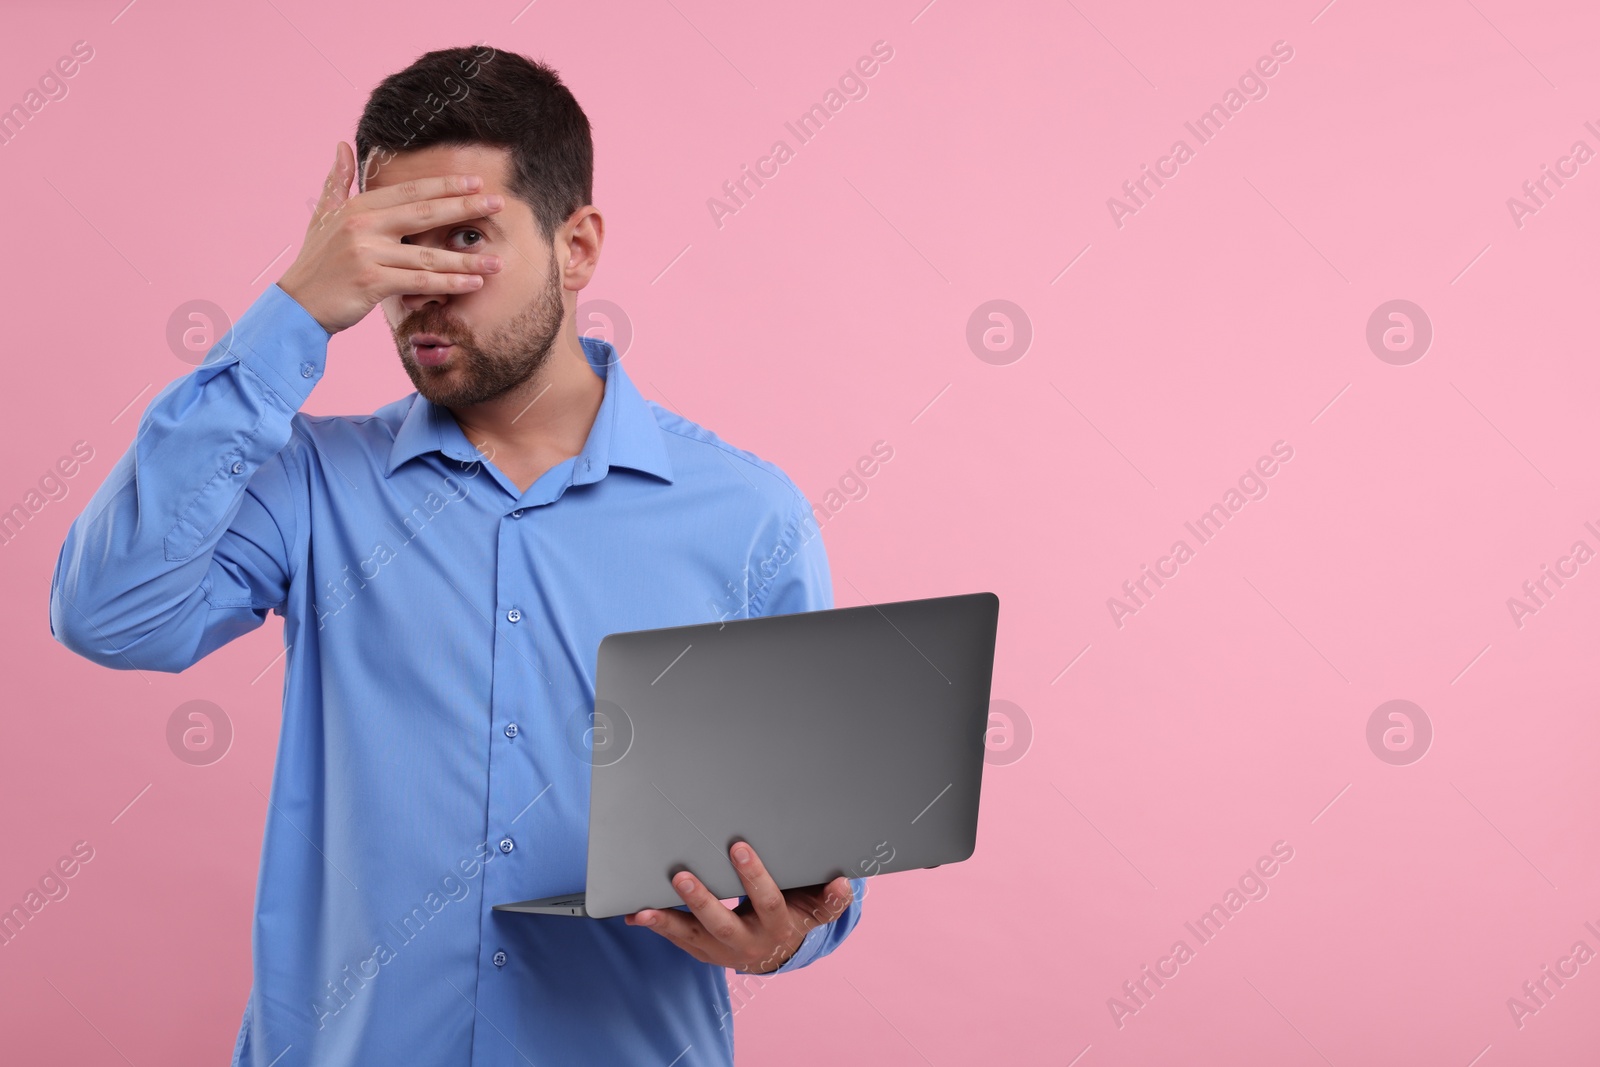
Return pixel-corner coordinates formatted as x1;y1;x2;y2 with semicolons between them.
624;841;853;974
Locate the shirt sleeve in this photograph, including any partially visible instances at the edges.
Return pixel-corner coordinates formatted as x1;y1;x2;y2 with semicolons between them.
48;283;328;673
740;489;868;975
746;490;830;619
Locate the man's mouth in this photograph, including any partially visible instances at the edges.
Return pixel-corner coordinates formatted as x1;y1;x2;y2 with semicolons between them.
411;335;456;367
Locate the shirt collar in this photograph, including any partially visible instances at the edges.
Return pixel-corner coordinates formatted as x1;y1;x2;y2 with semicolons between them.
383;336;674;485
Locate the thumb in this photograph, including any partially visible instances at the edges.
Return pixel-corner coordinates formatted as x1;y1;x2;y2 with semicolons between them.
312;141;352;224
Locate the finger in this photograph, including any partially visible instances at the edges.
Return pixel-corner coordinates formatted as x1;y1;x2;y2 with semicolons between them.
627;907;718;964
330;142;353;211
307;143;345;235
668;871;747;949
792;877;854;929
367;190;507;246
310;141;354;229
367;263;488;299
374;242;502;280
818;877;854;920
729;842;789;929
356;172;489;215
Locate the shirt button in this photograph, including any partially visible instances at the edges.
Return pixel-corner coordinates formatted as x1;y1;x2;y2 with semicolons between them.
585;458;592;471
493;950;507;968
504;722;519;738
506;608;522;623
230;461;244;475
499;838;515;854
300;362;315;378
511;508;524;518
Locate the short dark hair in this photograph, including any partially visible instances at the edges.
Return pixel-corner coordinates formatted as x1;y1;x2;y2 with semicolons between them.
355;44;593;244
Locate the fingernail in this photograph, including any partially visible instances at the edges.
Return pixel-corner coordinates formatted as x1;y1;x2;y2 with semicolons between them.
639;912;654;926
675;874;693;892
485;194;504;209
733;846;751;865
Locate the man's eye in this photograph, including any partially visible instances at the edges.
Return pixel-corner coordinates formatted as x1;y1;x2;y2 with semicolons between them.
400;230;483;247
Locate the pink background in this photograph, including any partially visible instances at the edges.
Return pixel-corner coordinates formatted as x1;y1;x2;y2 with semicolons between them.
4;0;1599;1063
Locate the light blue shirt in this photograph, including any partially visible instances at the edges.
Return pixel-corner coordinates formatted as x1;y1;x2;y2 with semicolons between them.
49;283;866;1067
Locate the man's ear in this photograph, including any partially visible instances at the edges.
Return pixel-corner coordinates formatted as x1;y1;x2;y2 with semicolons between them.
559;207;604;290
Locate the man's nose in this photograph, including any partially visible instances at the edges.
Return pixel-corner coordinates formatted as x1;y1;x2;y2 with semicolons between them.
399;290;450;313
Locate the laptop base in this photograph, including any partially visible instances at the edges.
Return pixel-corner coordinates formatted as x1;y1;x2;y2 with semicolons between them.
493;894;591;917
492;894;698;918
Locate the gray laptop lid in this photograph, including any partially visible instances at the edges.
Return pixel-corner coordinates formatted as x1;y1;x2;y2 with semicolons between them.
581;591;999;918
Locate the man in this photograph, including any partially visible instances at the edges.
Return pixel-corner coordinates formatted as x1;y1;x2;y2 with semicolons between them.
49;44;864;1066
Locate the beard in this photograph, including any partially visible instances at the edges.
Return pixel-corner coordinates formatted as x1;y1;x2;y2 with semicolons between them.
394;249;565;409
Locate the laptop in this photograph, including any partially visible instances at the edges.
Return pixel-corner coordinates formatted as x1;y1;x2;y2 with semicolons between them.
492;590;1000;918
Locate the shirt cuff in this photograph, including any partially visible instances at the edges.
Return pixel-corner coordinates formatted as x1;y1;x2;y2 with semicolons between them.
206;283;330;408
762;918;829;976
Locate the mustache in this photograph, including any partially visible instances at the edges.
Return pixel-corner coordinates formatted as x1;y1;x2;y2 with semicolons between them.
401;317;470;341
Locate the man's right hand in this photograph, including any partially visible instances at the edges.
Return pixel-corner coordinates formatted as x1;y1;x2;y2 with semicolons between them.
277;141;505;336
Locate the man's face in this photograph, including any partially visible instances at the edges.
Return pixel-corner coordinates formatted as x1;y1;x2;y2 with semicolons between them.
370;143;566;409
